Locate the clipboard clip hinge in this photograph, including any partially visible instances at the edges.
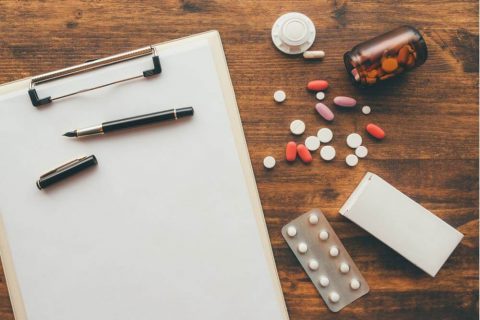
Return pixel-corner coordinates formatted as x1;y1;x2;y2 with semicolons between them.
28;46;161;107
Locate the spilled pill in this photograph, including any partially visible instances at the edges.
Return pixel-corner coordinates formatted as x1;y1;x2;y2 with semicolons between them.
340;262;350;274
303;50;325;59
315;103;334;121
309;259;319;271
286;141;297;162
305;136;320;151
290;119;306;135
333;96;357;108
350;279;361;290
366;123;385;139
362;105;371;115
346;133;362;149
287;226;297;237
263;156;276;169
329;292;340;303
298;242;308;254
329;246;339;257
297;144;313;163
317;128;333;143
307;80;329;91
355;146;368;158
319;276;330;287
273;90;286;103
308;214;319;225
319;230;329;240
315;91;325;101
345;154;359;167
320;145;336;161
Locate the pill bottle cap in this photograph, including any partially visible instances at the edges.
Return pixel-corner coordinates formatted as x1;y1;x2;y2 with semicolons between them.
271;12;316;55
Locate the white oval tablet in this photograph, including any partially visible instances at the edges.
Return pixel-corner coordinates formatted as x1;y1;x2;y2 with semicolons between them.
298;242;308;254
319;230;329;241
320;145;336;161
308;259;319;271
305;136;320;151
346;133;362;149
329;246;339;257
287;226;297;237
290;120;306;135
350;279;361;290
263;156;276;169
345;154;359;167
271;12;316;55
273;90;286;103
355;145;368;158
362;105;371;115
308;214;319;225
319;276;330;287
329;292;340;303
315;91;325;101
317;128;333;143
339;262;350;274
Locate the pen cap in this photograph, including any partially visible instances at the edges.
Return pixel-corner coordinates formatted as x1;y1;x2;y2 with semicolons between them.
176;107;194;118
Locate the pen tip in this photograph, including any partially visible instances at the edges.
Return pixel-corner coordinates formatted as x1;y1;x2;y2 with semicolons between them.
63;131;76;137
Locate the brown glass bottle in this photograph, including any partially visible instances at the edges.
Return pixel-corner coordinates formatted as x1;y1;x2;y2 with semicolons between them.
344;26;428;86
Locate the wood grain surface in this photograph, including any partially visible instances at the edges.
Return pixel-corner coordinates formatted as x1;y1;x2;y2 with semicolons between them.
0;1;478;319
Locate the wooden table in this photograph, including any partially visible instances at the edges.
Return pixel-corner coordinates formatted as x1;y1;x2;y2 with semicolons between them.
0;1;478;319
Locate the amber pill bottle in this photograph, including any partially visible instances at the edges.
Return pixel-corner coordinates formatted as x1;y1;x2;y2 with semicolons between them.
344;26;428;86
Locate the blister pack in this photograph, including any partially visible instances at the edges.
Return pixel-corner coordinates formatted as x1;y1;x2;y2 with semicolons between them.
281;209;369;312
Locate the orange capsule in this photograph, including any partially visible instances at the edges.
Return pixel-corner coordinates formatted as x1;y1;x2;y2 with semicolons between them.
366;123;385;139
297;144;312;163
286;141;297;162
307;80;329;91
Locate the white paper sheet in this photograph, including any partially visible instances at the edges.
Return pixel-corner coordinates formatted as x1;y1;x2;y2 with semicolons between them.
0;33;287;320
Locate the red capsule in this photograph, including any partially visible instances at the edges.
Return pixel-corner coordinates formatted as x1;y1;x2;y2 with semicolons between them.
307;80;329;91
366;123;385;139
286;141;297;162
297;144;312;163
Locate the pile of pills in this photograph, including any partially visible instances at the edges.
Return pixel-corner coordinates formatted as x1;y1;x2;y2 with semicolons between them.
282;209;370;312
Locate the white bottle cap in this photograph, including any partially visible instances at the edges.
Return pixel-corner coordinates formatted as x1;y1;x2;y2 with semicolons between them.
271;12;316;55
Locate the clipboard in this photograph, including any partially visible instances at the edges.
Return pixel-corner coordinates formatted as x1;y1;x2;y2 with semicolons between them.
0;31;289;320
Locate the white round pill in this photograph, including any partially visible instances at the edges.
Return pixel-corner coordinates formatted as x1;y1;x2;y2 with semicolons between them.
355;145;368;158
315;91;325;101
317;128;333;143
305;136;320;151
290;120;306;135
350;279;361;290
308;259;319;271
345;154;359;167
329;246;339;257
320;145;336;161
329;292;340;303
263;156;276;169
346;133;362;149
319;276;330;287
308;213;319;225
287;226;297;237
274;90;286;103
339;262;350;274
362;105;371;115
319;230;329;241
298;242;308;254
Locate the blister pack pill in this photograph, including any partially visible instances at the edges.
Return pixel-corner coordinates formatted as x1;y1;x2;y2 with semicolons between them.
282;209;369;312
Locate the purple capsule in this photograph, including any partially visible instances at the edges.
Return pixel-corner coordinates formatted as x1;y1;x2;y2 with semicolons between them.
315;103;334;121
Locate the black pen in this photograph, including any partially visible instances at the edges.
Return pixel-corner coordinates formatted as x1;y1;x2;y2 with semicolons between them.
63;107;194;138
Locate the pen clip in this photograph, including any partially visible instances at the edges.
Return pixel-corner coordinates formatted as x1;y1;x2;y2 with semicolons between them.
39;156;88;179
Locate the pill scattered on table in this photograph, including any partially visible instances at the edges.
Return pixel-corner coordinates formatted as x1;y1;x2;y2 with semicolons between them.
315;103;334;121
305;136;320;151
298;242;308;254
346;133;362;149
286;141;297;161
319;276;330;287
297;144;313;163
309;259;319;270
340;262;350;274
355;146;368;158
345;154;359;167
366;123;386;139
319;230;329;240
307;80;329;91
315;91;325;101
308;213;319;225
287;226;297;237
290;119;306;135
320;145;336;161
362;105;371;115
333;96;357;108
303;50;325;59
273;90;286;103
263;156;276;169
317;128;333;143
329;246;339;257
350;279;361;290
329;292;340;303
